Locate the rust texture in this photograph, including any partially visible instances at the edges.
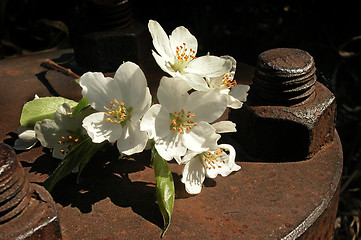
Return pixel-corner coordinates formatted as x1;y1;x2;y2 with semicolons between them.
230;48;336;162
0;143;62;240
71;0;152;72
0;49;342;239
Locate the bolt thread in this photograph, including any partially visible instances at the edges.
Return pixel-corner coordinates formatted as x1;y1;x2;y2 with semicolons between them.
87;0;133;31
250;48;316;106
0;144;31;223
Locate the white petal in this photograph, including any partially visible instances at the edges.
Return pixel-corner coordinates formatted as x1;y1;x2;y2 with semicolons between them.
179;150;200;165
229;84;250;103
212;121;237;133
181;73;210;91
148;20;173;62
157;76;188;111
117;121;148;155
226;94;244;109
185;55;232;77
140;104;161;139
154;106;172;139
181;158;205;194
34;119;61;148
205;144;241;178
155;131;187;161
113;62;149;111
185;90;227;123
169;26;198;57
14;129;38;150
53;103;82;131
82;112;122;143
152;50;176;76
79;72;118;111
221;55;237;75
182;121;220;152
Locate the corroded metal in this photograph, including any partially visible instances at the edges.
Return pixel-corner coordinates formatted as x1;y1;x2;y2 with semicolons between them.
71;0;151;72
252;48;316;105
0;143;62;240
0;49;342;239
230;48;336;162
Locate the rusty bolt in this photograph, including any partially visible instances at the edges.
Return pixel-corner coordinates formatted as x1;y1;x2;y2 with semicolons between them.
0;143;62;240
230;48;336;162
71;0;151;72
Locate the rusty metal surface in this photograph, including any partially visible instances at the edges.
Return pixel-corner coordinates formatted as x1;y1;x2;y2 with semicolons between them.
71;0;152;72
230;48;336;162
0;49;342;239
0;143;62;240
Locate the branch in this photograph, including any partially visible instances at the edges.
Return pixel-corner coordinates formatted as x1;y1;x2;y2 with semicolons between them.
41;59;80;79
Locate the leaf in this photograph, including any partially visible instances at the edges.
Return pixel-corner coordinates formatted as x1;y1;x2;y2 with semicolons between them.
20;97;77;127
43;137;104;192
72;97;90;117
152;146;175;238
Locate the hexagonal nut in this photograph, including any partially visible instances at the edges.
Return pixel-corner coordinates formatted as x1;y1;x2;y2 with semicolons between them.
229;82;336;162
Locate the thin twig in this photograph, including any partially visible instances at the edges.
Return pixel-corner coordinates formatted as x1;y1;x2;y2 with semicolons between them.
41;59;80;79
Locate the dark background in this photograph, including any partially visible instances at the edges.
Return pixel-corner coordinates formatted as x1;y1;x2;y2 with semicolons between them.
1;0;361;239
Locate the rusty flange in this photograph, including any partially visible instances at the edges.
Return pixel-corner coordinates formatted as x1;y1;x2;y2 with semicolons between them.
0;143;62;240
0;49;342;239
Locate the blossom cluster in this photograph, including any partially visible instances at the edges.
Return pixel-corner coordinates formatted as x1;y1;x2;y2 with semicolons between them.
16;20;249;195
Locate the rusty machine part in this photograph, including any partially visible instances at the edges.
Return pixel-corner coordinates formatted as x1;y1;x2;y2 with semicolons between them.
230;48;336;162
0;143;61;240
0;48;342;239
71;0;152;72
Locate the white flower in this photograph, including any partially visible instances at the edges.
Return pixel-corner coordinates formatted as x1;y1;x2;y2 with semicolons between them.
140;76;227;162
180;144;241;194
148;20;232;91
14;127;38;150
206;56;250;109
14;94;40;151
80;62;151;155
34;103;90;159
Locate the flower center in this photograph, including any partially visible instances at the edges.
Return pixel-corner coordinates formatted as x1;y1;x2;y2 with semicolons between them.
172;42;197;72
58;135;80;155
201;149;226;170
222;74;237;89
170;109;198;134
103;99;130;125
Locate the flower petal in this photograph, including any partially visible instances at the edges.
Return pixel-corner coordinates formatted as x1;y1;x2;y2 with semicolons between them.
205;144;241;178
230;84;250;103
181;121;220;152
157;76;188;111
148;20;173;62
82;112;122;143
79;72;118;112
140;104;161;139
181;157;205;194
155;131;187;161
185;90;227;123
113;62;149;112
169;26;198;57
181;73;210;91
14;129;38;150
152;50;176;76
212;121;237;133
185;55;232;77
117;121;148;155
34;119;61;148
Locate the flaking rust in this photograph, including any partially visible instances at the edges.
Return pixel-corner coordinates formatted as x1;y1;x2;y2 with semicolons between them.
230;48;336;162
0;143;62;240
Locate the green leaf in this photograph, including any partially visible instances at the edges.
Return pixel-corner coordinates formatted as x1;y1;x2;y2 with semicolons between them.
72;97;90;117
20;97;77;127
152;146;175;238
43;137;104;192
